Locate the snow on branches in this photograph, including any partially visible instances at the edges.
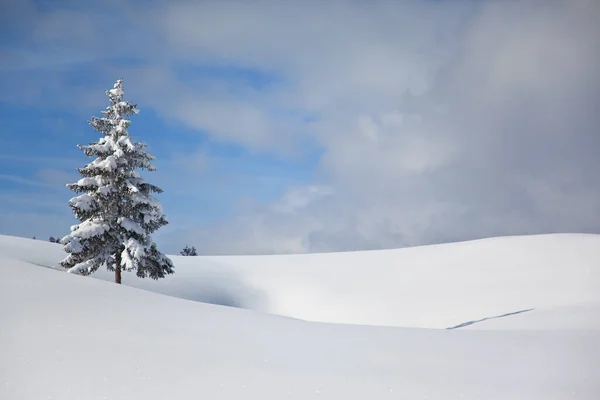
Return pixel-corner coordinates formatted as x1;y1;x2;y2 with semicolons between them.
60;79;174;283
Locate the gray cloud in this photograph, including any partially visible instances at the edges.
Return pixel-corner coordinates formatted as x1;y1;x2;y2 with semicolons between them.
161;0;600;254
3;0;599;253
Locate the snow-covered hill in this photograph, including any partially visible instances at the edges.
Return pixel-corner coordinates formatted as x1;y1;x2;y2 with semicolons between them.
1;233;599;329
1;233;599;399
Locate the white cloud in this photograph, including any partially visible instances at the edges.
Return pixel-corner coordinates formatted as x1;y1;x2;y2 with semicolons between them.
158;0;599;253
4;0;599;253
273;186;334;214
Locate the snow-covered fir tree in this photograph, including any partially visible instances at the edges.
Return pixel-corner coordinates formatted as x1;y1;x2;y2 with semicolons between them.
180;245;198;256
60;79;174;284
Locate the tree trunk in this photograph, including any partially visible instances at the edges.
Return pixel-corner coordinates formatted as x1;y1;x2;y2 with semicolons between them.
115;251;122;284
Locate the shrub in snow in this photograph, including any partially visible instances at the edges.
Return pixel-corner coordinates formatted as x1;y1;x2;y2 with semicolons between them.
180;245;198;256
60;79;174;283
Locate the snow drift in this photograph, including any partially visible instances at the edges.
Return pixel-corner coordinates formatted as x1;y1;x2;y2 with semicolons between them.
1;233;598;329
1;233;599;399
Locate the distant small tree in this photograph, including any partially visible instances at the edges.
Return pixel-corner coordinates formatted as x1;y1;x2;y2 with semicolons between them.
180;245;198;256
49;236;56;243
60;79;174;284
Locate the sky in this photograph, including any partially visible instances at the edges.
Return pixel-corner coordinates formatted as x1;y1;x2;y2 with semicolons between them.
0;0;599;255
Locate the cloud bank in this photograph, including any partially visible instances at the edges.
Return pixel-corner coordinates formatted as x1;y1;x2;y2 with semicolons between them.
2;0;599;254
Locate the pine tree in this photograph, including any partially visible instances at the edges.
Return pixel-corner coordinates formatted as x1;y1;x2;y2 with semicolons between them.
180;245;198;256
60;79;174;284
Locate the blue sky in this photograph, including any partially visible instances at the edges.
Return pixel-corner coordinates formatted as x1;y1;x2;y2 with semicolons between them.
0;84;318;246
1;0;599;254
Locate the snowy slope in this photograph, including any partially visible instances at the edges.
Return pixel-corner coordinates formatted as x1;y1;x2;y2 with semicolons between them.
461;303;600;330
2;258;599;400
1;233;599;329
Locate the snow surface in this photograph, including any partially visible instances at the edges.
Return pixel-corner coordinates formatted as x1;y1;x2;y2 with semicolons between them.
1;233;599;399
2;233;598;329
